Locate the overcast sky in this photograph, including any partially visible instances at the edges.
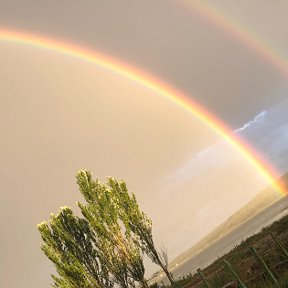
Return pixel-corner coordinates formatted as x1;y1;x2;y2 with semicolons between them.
1;1;288;287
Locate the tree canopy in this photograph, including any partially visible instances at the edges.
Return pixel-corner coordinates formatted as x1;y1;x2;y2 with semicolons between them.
37;170;173;287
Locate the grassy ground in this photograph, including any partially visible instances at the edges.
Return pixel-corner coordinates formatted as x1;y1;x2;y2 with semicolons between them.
154;213;288;288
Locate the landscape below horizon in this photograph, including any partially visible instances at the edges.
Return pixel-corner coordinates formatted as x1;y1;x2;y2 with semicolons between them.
152;172;288;283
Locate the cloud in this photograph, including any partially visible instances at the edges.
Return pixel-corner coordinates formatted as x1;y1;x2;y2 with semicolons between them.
160;141;242;193
160;110;271;192
234;110;266;133
236;98;288;174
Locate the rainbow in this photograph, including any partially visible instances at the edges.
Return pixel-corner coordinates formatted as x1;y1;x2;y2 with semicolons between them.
0;27;285;195
183;1;288;77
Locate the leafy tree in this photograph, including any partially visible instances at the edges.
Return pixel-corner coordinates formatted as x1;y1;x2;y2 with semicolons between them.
107;177;174;284
37;207;112;288
76;170;148;288
38;170;171;287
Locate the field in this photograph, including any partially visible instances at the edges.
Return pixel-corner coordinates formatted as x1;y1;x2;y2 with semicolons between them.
165;213;288;288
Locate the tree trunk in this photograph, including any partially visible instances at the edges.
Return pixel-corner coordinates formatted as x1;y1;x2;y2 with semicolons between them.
161;264;174;284
141;279;149;288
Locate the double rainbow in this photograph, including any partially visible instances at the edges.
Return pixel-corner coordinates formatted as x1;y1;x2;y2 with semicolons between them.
0;27;285;195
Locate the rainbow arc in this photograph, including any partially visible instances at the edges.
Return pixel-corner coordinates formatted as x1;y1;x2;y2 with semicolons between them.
0;28;285;195
184;2;288;77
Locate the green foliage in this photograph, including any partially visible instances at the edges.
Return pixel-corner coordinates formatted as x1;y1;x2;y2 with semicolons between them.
105;176;174;284
39;170;168;288
76;170;147;288
37;207;111;288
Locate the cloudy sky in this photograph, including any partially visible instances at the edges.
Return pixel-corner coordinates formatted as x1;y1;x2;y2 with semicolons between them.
1;1;288;287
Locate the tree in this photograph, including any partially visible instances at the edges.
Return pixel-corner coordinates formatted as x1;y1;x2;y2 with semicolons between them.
38;171;149;288
37;207;112;288
38;170;172;287
76;170;148;288
107;177;174;284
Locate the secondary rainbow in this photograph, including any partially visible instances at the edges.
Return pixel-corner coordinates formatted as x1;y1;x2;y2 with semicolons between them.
183;1;288;77
0;28;285;195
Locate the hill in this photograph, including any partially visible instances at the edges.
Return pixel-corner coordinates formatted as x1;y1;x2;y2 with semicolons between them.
151;172;288;283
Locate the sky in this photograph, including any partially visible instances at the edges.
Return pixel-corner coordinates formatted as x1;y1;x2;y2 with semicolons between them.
1;1;288;287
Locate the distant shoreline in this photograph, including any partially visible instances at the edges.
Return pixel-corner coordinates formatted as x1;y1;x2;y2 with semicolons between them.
152;195;288;284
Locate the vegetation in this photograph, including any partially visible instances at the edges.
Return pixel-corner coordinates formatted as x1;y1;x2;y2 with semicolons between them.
106;175;174;284
38;170;288;287
38;170;173;288
166;213;288;288
38;207;112;288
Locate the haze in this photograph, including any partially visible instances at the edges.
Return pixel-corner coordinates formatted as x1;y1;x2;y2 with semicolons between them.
1;1;288;287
